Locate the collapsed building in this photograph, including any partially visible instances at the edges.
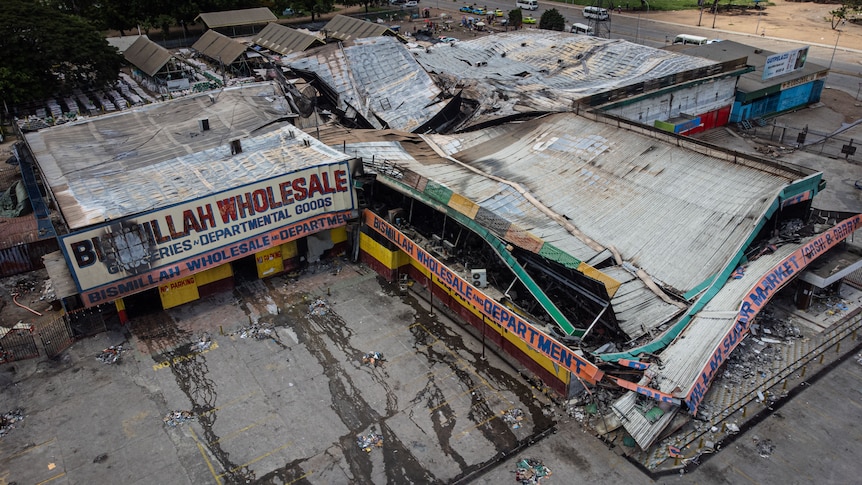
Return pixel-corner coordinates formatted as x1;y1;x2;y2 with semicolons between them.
11;22;860;455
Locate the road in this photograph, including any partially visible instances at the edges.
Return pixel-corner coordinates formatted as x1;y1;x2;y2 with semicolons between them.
436;1;862;97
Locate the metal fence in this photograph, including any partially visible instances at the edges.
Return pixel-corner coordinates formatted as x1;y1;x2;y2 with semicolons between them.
0;323;39;364
38;316;75;358
748;121;861;163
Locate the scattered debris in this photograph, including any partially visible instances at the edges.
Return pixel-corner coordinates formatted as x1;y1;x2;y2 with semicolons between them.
96;345;126;364
192;334;212;353
856;353;862;366
514;458;552;484
362;352;386;367
501;408;525;429
754;437;775;457
93;453;109;463
356;432;384;452
0;409;24;437
308;298;329;316
726;422;740;434
163;410;195;427
236;322;275;340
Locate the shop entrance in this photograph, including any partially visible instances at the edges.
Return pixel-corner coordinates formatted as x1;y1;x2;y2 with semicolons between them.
231;254;259;283
123;287;163;317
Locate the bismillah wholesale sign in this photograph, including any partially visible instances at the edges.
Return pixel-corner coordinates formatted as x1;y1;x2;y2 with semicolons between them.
686;214;861;412
60;162;355;306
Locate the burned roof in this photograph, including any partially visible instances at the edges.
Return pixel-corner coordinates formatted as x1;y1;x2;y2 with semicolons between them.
195;7;278;29
427;113;813;294
123;36;172;77
285;36;449;132
22;83;334;230
253;23;325;55
411;31;720;128
192;29;249;65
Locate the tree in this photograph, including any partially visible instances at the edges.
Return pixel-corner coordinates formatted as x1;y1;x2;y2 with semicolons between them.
508;9;522;29
0;0;124;107
539;8;565;31
295;0;335;21
830;0;862;29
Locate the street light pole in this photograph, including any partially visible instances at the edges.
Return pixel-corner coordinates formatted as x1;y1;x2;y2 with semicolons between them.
829;28;842;70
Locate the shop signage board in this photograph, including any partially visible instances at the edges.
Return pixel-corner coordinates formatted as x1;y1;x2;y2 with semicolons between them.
60;162;355;306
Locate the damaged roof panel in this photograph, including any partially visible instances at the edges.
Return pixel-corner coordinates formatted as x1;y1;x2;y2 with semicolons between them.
286;37;446;132
24;83;314;229
412;31;718;128
621;243;801;449
601;266;685;341
430;113;804;294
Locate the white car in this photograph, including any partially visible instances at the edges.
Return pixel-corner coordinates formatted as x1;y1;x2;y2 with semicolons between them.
405;0;418;6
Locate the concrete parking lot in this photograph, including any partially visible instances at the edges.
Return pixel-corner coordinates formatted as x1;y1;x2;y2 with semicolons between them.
0;262;562;484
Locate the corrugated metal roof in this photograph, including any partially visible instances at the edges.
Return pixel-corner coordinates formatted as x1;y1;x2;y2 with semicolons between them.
196;7;277;29
614;389;679;450
253;23;325;55
411;30;718;128
123;36;172;77
427;113;802;294
106;35;143;55
601;266;684;340
0;216;39;248
618;242;800;449
23;82;326;230
286;37;446;132
192;29;248;65
322;15;398;42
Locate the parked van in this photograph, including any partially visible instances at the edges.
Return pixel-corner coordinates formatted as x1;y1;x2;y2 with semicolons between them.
516;0;538;11
672;34;709;45
583;6;609;20
571;23;594;35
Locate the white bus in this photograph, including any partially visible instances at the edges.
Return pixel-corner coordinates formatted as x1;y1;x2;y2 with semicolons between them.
571;23;594;35
516;0;538;10
583;6;609;20
672;34;709;45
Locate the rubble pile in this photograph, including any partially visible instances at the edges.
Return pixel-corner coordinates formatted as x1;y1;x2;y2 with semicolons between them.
754;436;775;458
362;352;385;367
514;458;552;484
501;408;525;429
0;409;24;437
163;410;195;427
308;298;329;316
96;345;126;364
356;432;383;452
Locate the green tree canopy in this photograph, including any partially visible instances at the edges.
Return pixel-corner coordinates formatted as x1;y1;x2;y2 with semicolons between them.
508;8;523;28
539;8;565;31
0;0;124;107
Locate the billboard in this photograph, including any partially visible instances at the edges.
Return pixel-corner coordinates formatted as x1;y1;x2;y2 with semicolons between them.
60;162;355;306
762;46;809;81
686;214;862;412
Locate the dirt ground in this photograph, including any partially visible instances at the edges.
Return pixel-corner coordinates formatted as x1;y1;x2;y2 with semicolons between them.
647;0;862;49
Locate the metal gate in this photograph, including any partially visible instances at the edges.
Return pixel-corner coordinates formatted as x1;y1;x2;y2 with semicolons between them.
68;307;108;338
0;323;39;363
39;316;75;358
